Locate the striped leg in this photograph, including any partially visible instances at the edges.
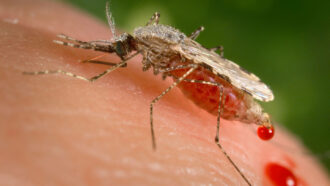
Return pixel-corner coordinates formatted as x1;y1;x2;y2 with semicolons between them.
23;52;139;82
150;65;198;150
154;63;198;80
56;34;89;44
57;34;112;45
53;39;94;50
158;64;197;73
166;75;252;186
87;61;195;77
54;34;115;53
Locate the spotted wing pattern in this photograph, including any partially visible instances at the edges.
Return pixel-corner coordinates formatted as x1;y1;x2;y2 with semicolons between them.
172;38;274;102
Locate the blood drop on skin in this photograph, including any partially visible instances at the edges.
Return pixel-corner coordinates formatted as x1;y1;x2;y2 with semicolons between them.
265;163;298;186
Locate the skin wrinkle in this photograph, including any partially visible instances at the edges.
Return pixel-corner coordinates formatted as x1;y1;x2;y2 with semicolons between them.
0;0;329;185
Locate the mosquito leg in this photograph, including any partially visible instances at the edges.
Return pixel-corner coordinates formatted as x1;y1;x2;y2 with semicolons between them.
158;64;197;73
165;76;252;186
55;34;117;53
53;38;115;53
23;52;138;81
56;34;113;45
56;34;89;44
214;85;252;186
146;12;160;26
210;45;224;57
88;40;112;44
155;64;198;80
56;34;112;48
150;65;198;150
53;39;94;50
189;26;205;40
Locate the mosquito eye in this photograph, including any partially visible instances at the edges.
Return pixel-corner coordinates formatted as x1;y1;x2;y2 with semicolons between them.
116;42;125;56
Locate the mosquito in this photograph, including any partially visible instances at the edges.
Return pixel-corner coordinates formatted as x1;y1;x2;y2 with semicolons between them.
23;2;275;185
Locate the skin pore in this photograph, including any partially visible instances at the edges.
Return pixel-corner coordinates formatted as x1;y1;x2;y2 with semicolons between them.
0;0;329;185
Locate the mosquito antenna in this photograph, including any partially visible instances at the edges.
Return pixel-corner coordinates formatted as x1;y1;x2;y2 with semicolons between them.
106;1;116;40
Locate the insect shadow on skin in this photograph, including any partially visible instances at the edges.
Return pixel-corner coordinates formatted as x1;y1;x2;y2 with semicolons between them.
23;2;276;185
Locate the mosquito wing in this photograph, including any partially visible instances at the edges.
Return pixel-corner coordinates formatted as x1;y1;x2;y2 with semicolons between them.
173;38;274;102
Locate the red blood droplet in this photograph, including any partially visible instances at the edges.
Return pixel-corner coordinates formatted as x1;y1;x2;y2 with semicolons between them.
257;125;274;140
265;163;297;186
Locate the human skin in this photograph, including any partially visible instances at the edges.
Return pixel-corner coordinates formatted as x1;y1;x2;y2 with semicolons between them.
0;0;329;185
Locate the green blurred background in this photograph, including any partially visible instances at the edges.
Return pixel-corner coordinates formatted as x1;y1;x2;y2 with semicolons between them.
64;0;329;170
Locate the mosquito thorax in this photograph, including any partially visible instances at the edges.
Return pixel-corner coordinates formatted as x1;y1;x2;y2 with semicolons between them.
134;24;186;45
132;25;187;70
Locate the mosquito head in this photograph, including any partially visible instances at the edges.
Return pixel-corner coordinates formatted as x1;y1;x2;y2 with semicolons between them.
112;33;137;59
105;2;137;59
